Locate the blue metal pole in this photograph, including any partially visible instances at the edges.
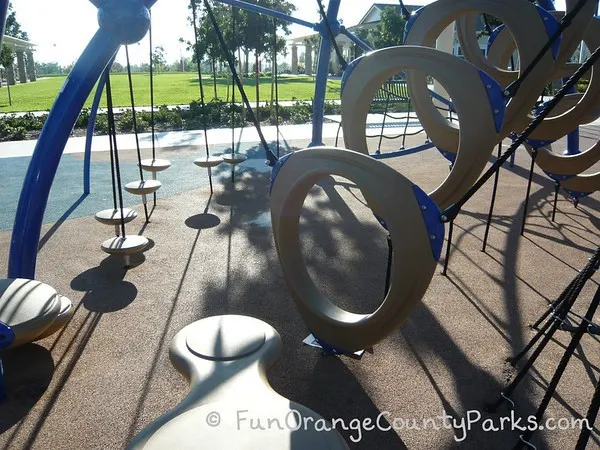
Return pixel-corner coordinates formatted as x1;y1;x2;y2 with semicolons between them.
83;68;108;195
309;0;341;147
340;27;372;52
8;29;121;279
214;0;316;29
0;0;10;50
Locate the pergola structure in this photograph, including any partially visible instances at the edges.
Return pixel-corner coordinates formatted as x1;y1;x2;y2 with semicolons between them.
2;34;36;84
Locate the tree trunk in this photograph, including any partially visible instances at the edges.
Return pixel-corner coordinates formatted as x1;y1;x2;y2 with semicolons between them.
211;57;218;100
255;52;260;111
244;49;249;77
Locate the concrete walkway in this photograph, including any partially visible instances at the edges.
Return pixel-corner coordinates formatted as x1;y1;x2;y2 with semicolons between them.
0;114;427;159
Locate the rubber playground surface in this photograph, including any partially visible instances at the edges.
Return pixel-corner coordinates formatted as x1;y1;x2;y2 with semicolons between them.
0;128;599;449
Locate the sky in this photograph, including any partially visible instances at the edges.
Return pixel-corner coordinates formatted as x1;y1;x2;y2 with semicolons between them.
12;0;568;66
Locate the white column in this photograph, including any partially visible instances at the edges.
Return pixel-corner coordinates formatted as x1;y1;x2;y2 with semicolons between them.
291;44;298;75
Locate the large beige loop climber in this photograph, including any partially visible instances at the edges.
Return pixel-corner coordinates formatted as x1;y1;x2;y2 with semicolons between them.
404;0;555;138
270;147;439;352
487;16;600;141
525;142;600;176
341;46;500;209
560;171;600;195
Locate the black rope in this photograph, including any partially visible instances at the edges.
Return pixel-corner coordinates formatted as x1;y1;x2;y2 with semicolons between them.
231;5;236;162
125;46;150;222
190;0;214;191
203;0;277;166
316;0;347;70
575;377;600;449
105;71;127;238
442;41;600;222
149;9;157;161
273;17;280;158
398;0;411;20
505;0;591;99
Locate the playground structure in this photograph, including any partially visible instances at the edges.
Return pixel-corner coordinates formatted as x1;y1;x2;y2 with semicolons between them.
1;0;600;448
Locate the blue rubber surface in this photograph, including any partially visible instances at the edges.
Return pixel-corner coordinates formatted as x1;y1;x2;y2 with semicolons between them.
0;142;276;232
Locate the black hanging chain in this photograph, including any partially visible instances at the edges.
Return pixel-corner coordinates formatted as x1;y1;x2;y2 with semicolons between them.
505;0;591;99
190;0;215;192
125;46;146;182
106;68;118;214
316;0;347;70
105;70;127;238
203;0;278;166
273;17;280;158
125;46;150;222
149;9;157;161
443;41;600;222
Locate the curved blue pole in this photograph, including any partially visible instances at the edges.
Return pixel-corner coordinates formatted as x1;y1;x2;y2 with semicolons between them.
83;66;109;195
0;0;10;50
8;29;121;279
309;0;341;147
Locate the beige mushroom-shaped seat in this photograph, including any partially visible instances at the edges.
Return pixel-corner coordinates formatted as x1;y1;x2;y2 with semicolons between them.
270;147;442;352
193;155;224;168
222;153;248;166
129;315;349;449
101;235;149;267
141;158;172;174
0;278;73;348
342;46;502;209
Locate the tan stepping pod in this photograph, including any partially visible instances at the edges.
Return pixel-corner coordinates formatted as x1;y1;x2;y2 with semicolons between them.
34;295;74;341
129;315;349;449
404;0;554;142
125;179;162;196
270;148;439;352
342;46;500;209
193;155;224;168
141;158;172;173
101;235;149;267
95;208;138;226
0;278;69;348
222;153;247;165
525;142;600;176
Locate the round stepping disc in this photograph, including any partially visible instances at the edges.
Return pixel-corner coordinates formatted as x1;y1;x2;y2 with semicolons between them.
222;153;248;166
193;155;224;168
141;158;172;173
95;208;138;226
101;235;149;256
186;315;266;361
125;179;162;196
0;278;61;348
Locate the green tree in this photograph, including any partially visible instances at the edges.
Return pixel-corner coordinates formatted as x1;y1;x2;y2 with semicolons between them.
152;45;167;72
5;3;28;40
370;6;406;49
0;44;13;68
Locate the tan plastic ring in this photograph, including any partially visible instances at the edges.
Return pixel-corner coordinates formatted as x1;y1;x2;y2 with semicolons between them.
405;0;555;139
525;142;600;176
341;46;500;209
270;147;438;352
560;171;600;195
487;17;600;141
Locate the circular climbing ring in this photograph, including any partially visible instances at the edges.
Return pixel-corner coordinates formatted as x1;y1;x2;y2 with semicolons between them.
404;0;555;139
342;46;502;209
270;147;441;352
488;17;600;142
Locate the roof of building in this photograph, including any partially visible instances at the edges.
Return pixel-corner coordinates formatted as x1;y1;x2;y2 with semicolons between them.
2;35;36;51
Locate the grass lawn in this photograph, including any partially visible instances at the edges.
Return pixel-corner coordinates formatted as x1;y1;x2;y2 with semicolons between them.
0;72;342;113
